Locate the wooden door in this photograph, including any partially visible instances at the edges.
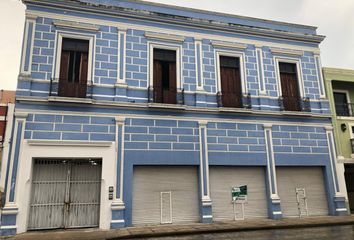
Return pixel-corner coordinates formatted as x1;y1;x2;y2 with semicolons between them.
220;56;242;108
279;63;300;111
58;38;89;98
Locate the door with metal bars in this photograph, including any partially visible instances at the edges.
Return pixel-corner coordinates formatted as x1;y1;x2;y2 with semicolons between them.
28;159;102;230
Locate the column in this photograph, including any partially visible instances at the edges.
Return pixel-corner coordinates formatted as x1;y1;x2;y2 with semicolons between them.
198;120;212;223
111;117;126;228
325;126;348;216
263;123;282;219
1;112;27;236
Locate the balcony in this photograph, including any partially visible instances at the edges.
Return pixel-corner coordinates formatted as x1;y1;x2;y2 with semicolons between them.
278;96;311;112
335;103;354;117
49;78;93;99
216;92;252;109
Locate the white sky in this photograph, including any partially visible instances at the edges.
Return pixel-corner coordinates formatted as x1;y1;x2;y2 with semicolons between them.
0;0;353;90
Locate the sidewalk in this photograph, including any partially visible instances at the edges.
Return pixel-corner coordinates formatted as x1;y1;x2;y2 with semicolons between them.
3;215;354;240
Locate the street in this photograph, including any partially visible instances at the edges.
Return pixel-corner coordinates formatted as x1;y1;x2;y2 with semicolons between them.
136;225;354;240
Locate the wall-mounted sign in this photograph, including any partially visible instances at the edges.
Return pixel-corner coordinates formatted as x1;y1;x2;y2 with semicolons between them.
231;185;247;202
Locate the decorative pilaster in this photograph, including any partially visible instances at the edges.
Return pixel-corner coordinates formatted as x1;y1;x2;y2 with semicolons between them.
115;28;128;102
20;14;36;76
325;126;348;216
1;112;27;236
198;120;212;223
263;123;282;219
111;117;126;228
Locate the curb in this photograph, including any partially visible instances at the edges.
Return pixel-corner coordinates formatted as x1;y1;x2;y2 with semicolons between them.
109;218;354;239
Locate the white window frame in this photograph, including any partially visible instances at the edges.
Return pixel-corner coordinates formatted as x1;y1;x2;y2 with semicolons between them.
148;42;182;90
274;57;305;98
215;50;247;94
333;90;351;116
53;31;95;85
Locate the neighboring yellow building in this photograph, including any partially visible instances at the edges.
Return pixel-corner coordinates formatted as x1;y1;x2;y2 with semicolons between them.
324;68;354;213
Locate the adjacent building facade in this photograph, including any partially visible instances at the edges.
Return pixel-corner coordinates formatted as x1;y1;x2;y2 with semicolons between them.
0;90;15;196
324;68;354;214
0;0;347;236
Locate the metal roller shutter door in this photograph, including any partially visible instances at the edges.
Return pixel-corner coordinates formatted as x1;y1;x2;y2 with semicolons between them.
277;167;329;217
210;167;268;221
132;166;199;225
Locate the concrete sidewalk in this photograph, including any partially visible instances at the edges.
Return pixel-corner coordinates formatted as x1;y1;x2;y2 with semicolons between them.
3;216;354;240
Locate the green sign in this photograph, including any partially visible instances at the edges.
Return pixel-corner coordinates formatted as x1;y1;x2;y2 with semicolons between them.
231;185;248;201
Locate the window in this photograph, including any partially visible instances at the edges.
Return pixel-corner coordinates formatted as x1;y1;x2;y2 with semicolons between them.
279;62;301;111
153;48;177;104
334;92;350;116
219;56;242;108
58;38;89;98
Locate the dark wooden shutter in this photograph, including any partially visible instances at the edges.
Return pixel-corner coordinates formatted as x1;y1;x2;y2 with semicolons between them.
153;60;163;103
280;63;300;111
167;62;177;104
220;56;242;108
78;52;89;98
58;51;70;97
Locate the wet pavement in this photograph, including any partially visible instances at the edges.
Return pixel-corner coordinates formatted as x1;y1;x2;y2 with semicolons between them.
137;225;354;240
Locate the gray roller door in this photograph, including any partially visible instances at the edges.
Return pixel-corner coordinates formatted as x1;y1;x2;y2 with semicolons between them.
132;166;199;225
210;167;268;221
28;159;102;230
277;167;329;217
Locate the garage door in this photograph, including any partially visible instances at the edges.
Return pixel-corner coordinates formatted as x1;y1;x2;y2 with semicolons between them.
132;166;199;225
277;167;328;217
28;159;102;230
210;167;268;221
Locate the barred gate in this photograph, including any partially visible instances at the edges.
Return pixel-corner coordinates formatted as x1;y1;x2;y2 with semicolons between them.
28;159;102;230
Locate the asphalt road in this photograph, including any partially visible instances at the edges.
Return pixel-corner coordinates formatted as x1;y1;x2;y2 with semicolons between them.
137;225;354;240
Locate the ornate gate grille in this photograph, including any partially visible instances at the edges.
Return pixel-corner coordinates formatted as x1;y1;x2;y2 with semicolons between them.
28;159;102;230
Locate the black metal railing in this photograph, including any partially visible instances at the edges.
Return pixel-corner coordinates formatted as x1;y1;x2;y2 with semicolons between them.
49;78;94;99
216;92;252;109
147;86;185;105
335;103;354;117
278;96;311;112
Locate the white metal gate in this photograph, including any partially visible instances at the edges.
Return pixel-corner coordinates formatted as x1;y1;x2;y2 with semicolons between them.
210;167;268;221
28;159;102;230
277;167;328;217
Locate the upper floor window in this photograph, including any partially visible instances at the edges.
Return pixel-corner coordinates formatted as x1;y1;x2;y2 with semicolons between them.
59;38;89;98
219;56;242;108
153;48;177;104
279;62;301;111
334;92;350;116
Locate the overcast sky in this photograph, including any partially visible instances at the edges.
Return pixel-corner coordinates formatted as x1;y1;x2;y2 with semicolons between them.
0;0;353;90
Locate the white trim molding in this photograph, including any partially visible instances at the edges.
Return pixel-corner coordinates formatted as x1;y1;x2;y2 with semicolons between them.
195;40;204;91
270;47;304;57
148;42;182;89
117;29;127;84
215;49;248;94
145;31;185;43
210;40;247;50
53;20;100;31
20;17;36;75
315;55;326;99
26;140;113;147
274;56;305;98
53;31;96;83
256;47;266;95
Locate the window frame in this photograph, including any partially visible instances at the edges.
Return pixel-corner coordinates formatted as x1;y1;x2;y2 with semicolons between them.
148;42;182;90
274;57;305;99
333;90;351;116
53;31;95;85
215;50;247;95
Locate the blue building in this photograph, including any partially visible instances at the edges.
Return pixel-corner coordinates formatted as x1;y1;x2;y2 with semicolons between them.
0;0;347;236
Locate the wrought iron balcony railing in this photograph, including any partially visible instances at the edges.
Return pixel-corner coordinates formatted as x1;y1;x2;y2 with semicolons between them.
49;78;93;99
216;92;252;109
278;96;311;112
335;103;354;117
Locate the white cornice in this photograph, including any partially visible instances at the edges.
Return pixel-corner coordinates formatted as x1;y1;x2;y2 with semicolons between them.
270;47;304;57
211;40;247;50
144;31;185;43
53;20;100;31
